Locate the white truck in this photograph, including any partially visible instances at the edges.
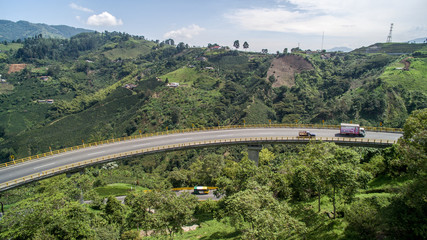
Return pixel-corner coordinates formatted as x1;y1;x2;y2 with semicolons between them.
340;123;365;137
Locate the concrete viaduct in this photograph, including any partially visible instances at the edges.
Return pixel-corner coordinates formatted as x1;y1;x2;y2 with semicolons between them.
0;125;402;192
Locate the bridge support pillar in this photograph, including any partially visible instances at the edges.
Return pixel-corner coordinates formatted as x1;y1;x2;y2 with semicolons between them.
66;169;84;178
247;145;262;166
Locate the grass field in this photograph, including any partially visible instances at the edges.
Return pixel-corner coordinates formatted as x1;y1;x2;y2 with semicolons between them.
160;67;201;85
102;39;156;60
0;43;23;51
381;57;427;92
0;82;14;94
94;183;149;197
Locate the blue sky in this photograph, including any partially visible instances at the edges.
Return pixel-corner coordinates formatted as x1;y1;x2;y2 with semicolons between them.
1;0;426;51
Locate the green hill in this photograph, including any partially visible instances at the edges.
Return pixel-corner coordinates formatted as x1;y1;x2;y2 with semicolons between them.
0;29;426;240
0;32;426;158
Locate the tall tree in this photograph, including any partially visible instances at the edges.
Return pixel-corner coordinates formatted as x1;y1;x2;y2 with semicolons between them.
243;41;249;50
233;40;240;49
223;186;305;239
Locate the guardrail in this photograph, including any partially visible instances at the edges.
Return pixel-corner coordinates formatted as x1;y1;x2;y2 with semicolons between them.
0;124;402;170
171;187;218;191
0;136;397;191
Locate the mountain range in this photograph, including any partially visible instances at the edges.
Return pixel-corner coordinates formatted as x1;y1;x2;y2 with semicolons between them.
0;20;93;42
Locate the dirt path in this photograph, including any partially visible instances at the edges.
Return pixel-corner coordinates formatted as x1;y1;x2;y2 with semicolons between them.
400;57;412;71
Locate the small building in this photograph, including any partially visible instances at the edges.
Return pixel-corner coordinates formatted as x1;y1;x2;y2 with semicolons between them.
167;82;179;87
205;67;215;70
40;76;49;81
196;56;208;61
46;99;54;104
209;46;221;50
124;84;138;90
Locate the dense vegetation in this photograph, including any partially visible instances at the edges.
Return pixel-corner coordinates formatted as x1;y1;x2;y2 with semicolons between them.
0;109;425;239
0;31;426;239
0;32;426;160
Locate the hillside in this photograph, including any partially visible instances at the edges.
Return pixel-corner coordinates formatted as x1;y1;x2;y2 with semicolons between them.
267;54;314;88
0;32;426;159
0;30;425;240
0;20;93;41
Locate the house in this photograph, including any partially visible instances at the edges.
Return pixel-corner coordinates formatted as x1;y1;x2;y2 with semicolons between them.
205;67;215;70
196;56;208;61
124;84;138;90
40;76;49;81
167;82;179;87
46;99;54;104
209;45;221;50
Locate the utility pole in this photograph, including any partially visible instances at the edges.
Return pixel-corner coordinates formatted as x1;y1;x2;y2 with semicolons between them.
386;23;393;43
321;31;325;51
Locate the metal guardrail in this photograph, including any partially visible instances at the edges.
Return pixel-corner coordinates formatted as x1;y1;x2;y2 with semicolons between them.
0;124;402;169
0;136;397;190
171;187;218;191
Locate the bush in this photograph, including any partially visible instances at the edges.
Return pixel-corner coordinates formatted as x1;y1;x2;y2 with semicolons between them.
195;199;219;215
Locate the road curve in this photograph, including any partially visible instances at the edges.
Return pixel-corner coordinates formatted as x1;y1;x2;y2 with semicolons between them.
0;127;402;191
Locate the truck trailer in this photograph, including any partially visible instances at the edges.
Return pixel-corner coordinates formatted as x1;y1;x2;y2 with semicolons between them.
340;123;365;137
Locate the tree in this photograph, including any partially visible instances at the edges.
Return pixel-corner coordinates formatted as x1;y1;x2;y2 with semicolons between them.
243;41;249;50
104;196;126;226
298;143;337;212
328;148;371;218
0;192;106;239
176;42;186;52
165;39;175;46
126;190;198;238
379;108;427;239
261;49;268;54
233;40;240;49
0;125;5;138
189;153;225;185
296;143;371;215
223;186;305;239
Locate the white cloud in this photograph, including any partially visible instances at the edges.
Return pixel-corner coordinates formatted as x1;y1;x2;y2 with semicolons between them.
225;0;427;38
87;12;123;26
69;3;93;13
164;24;205;39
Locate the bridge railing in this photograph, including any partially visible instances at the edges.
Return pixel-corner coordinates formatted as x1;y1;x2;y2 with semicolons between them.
0;136;397;190
0;124;402;169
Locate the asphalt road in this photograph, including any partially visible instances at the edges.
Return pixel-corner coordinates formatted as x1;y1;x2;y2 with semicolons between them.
0;127;402;188
83;190;221;205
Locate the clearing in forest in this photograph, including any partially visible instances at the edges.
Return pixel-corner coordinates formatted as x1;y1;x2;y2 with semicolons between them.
8;64;27;74
267;55;313;88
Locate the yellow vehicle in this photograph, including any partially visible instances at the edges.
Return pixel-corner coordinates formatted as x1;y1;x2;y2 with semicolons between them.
298;131;316;138
194;186;209;194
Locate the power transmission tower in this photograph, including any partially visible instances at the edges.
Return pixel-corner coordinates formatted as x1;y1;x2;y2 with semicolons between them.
386;23;393;43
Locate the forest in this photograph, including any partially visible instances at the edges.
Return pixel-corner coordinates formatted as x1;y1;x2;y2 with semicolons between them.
0;32;426;239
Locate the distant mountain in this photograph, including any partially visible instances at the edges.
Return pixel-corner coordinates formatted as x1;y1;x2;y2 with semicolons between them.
0;20;93;42
407;37;427;44
327;47;352;52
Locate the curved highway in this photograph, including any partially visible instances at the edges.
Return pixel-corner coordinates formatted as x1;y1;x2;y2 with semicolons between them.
0;127;402;191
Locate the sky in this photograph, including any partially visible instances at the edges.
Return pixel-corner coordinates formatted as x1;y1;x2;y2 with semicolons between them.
1;0;426;52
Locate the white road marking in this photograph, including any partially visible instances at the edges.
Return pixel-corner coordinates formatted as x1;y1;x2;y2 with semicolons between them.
134;143;150;147
34;162;57;170
87;151;105;156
